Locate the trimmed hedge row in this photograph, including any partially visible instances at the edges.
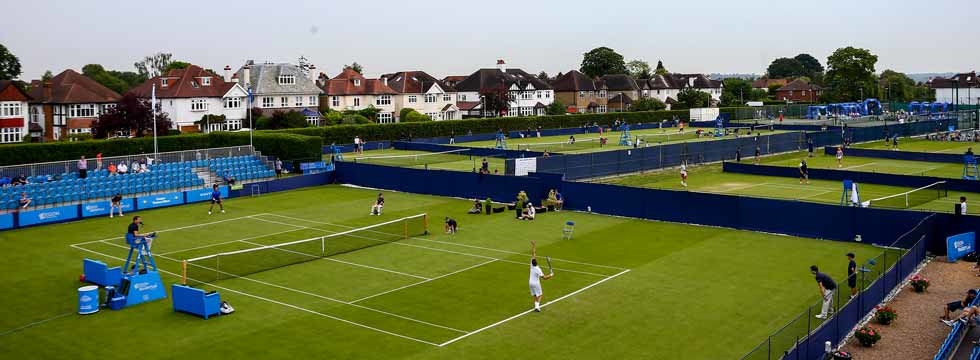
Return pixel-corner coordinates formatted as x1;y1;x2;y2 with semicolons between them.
278;110;691;144
0;132;322;166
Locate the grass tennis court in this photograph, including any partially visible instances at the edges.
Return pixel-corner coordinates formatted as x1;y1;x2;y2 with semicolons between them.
600;162;979;215
760;151;966;179
0;185;885;359
328;149;506;173
853;137;978;154
454;127;792;154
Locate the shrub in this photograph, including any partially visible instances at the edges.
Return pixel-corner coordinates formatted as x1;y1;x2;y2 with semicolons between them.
854;325;881;347
875;305;897;325
909;275;930;292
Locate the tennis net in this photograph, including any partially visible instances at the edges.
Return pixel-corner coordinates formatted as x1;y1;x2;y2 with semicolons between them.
181;214;428;285
353;149;471;167
865;181;948;209
514;138;602;152
634;131;700;144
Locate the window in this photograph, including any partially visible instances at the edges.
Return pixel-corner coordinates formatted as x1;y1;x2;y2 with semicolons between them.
426;112;439;120
597;105;607;114
69;128;91;134
331;96;340;107
353;79;361;86
201;77;211;86
353;97;361;107
280;97;288;107
225;119;242;131
537;91;542;99
459;94;467;101
190;80;199;88
295;96;303;107
309;96;317;106
0;102;21;117
378;112;393;124
161;78;168;87
546;92;550;99
579;91;585;98
1;127;23;143
520;107;532;116
444;111;456;120
68;104;96;117
521;91;532;100
305;116;321;126
588;91;594;98
190;99;208;111
262;97;274;108
102;103;116;113
278;75;296;85
599;90;606;98
408;95;417;103
443;94;451;102
376;95;391;106
424;94;437;103
224;97;242;109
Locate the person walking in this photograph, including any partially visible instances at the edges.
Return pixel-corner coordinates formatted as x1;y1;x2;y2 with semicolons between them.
811;265;837;319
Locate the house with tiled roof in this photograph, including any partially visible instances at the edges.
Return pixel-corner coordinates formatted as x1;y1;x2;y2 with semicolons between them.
28;69;121;141
638;73;723;106
929;72;980;104
129;64;248;133
441;76;468;89
319;68;398;123
551;70;607;114
0;81;32;143
235;60;323;125
454;60;554;117
752;78;788;92
598;74;639;111
773;79;821;102
380;71;459;121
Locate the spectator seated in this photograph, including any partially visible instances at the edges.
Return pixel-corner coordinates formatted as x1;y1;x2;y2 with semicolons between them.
468;199;482;214
171;284;222;319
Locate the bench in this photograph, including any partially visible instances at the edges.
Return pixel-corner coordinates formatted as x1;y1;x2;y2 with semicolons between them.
82;259;122;287
171;284;222;319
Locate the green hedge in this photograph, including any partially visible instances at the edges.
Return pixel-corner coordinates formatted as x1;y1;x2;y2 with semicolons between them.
279;110;691;144
0;132;322;166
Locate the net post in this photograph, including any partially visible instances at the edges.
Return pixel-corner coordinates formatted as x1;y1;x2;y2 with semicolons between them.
181;260;187;285
404;218;409;240
423;214;429;235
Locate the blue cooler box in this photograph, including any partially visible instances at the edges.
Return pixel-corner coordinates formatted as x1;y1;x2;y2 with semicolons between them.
78;285;99;314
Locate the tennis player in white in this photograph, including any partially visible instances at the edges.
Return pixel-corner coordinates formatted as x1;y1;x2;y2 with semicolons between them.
529;240;554;312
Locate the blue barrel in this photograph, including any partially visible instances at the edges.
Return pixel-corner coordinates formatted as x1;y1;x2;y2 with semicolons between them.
78;285;99;314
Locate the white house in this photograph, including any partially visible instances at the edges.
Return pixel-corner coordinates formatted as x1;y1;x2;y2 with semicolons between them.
929;72;980;106
319;68;398;123
235;60;323;126
381;71;459;121
0;80;31;143
454;60;554;117
640;73;723;105
129;65;248;133
28;69;121;141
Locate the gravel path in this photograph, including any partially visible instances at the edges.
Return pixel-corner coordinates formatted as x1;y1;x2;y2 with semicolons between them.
840;258;978;359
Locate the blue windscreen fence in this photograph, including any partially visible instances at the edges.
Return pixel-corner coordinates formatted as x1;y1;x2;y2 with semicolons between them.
723;162;978;193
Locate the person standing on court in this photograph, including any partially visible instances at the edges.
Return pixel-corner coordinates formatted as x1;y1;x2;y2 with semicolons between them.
77;155;88;179
958;196;968;215
811;265;837;319
847;253;857;299
807;138;814;157
274;159;283;179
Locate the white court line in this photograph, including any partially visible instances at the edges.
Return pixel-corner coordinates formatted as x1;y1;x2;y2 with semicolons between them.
71;214;268;246
68;244;444;346
351;260;498;304
262;213;628;271
89;240;466;334
438;269;631;347
0;312;74;337
843;162;876;170
796;190;835;200
718;182;771;193
156;227;310;256
251;216;611;278
237;238;430;280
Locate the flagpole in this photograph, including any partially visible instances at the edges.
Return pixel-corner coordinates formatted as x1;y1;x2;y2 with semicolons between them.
152;83;158;160
248;88;253;154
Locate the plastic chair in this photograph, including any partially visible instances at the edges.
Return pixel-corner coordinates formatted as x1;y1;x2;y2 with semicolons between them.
562;221;575;240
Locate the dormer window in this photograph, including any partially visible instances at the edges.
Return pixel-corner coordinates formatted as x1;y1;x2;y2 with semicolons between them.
161;78;168;87
201;77;211;86
278;75;296;85
353;79;361;86
190;80;199;88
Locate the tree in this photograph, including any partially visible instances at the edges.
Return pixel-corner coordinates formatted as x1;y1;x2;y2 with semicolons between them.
546;100;566;115
555;71;564;79
823;46;878;102
41;70;53;82
654;60;668;76
256;110;309;130
720;78;764;106
0;43;22;80
134;52;174;79
82;64;130;94
580;47;627;78
109;71;147;90
344;62;364;74
626;60;652;79
675;88;711;110
879;69;934;102
479;87;510;117
766;57;805;78
794;53;824;78
631;97;666;112
92;93;172;138
163;61;191;73
537;71;549;81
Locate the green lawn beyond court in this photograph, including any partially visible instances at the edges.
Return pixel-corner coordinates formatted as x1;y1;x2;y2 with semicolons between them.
761;151;966;179
327;149;506;173
854;137;978;154
0;186;884;359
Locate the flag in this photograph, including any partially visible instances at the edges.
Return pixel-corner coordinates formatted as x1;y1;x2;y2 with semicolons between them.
151;84;157;111
247;87;254;104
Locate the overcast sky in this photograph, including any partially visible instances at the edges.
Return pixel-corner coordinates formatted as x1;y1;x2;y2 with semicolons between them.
3;0;975;81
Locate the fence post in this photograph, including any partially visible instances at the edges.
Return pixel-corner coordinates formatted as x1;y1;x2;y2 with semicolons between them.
767;335;772;360
807;306;812;334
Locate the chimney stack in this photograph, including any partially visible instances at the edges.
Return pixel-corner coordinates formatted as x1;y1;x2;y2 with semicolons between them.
223;65;232;82
497;59;506;72
382;76;388;86
243;65;251;88
43;81;52;100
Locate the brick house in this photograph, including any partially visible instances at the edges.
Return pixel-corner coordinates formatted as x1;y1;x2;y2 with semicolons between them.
773;79;821;102
28;69;121;141
551;70;607;114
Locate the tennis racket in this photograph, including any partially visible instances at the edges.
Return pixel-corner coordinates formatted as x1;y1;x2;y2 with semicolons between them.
546;256;553;275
